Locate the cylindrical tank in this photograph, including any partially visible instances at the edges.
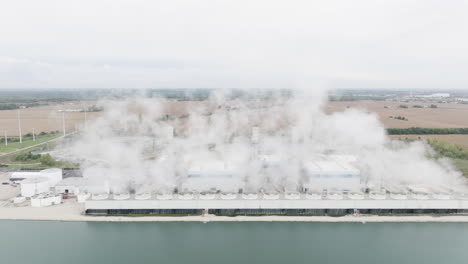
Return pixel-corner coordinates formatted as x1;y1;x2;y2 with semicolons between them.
178;193;194;200
199;192;216;200
220;193;237;200
156;193;173;200
30;196;42;207
53;195;62;205
305;192;322;200
348;192;365;200
40;168;63;186
13;196;26;204
41;196;53;206
135;193;151;200
92;193;109;200
113;193;130;200
242;193;258;200
263;193;280;200
20;177;50;197
77;193;90;203
285;192;301;200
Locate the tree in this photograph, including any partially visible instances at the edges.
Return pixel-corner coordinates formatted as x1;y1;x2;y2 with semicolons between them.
39;154;56;166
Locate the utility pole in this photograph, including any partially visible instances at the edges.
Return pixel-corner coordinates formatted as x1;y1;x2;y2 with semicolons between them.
32;128;36;141
62;112;66;137
17;109;22;144
83;105;88;129
4;131;7;146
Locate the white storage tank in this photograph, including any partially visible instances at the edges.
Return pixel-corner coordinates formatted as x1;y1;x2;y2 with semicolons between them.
156;193;173;200
348;191;365;200
52;195;62;205
31;196;42;207
178;192;194;200
263;192;279;200
135;193;152;200
77;193;91;203
40;168;63;186
41;196;53;206
20;177;50;197
285;192;301;200
369;191;387;200
13;196;27;204
199;192;216;200
220;193;237;200
113;193;130;200
390;192;408;200
242;193;258;200
305;191;322;200
327;192;344;200
92;193;109;200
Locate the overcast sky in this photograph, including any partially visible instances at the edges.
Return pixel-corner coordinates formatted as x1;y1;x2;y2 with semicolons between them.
0;0;467;89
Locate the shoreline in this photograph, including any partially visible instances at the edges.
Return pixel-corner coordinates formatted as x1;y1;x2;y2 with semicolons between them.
2;203;468;223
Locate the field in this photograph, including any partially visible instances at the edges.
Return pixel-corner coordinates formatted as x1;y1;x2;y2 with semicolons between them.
0;134;61;153
389;135;468;148
0;102;100;136
325;101;468;129
0;99;467;145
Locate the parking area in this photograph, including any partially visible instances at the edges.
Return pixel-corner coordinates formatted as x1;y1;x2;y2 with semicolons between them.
0;172;20;201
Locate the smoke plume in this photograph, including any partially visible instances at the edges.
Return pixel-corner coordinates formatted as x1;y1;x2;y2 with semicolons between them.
69;89;465;194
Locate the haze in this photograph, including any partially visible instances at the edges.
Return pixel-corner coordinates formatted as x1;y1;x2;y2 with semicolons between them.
1;0;467;89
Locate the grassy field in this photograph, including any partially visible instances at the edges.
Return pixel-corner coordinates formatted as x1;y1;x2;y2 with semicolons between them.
390;135;468;148
0;135;60;153
453;159;468;178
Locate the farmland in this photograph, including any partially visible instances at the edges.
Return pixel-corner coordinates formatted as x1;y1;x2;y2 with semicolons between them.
325;100;468;129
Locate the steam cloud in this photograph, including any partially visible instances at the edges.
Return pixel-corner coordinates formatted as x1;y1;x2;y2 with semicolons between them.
69;89;465;194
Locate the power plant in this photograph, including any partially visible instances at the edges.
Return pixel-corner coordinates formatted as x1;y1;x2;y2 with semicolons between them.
6;94;468;218
80;153;468;216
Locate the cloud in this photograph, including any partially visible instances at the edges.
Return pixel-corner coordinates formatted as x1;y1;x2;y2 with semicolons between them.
0;0;467;89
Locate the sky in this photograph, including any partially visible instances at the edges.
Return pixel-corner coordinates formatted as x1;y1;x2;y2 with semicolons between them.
0;0;467;89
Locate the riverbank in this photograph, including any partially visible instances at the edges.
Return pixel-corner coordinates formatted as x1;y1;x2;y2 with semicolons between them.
2;202;468;222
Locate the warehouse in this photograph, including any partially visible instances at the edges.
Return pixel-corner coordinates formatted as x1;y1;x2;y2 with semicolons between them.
181;160;243;192
11;168;63;186
20;177;50;197
54;177;109;194
11;168;63;198
85;194;468;216
302;155;361;191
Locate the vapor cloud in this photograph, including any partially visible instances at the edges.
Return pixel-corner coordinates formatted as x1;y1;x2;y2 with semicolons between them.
69;89;465;193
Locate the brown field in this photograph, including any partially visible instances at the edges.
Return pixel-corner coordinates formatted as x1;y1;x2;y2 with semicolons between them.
325;101;468;128
0;99;467;147
0;102;101;136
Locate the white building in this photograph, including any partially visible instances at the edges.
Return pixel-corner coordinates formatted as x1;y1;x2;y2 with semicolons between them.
13;168;62;198
55;177;109;194
302;156;361;191
11;168;62;186
20;177;50;197
181;160;243;192
416;93;450;98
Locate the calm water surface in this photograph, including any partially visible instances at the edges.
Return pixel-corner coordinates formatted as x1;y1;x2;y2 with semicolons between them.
0;221;467;264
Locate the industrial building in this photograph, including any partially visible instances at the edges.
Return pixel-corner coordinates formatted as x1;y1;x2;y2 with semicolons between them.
302;156;361;191
54;177;109;194
11;168;63;186
20;177;50;197
84;192;468;216
81;154;468;216
11;168;63;200
182;160;243;192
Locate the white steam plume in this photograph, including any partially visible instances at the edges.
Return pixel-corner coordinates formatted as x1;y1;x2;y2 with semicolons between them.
69;89;466;193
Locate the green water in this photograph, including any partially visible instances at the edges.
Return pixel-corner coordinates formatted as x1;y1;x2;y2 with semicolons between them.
1;221;467;264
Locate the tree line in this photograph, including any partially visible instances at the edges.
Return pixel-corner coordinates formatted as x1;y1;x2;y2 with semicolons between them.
387;127;468;135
